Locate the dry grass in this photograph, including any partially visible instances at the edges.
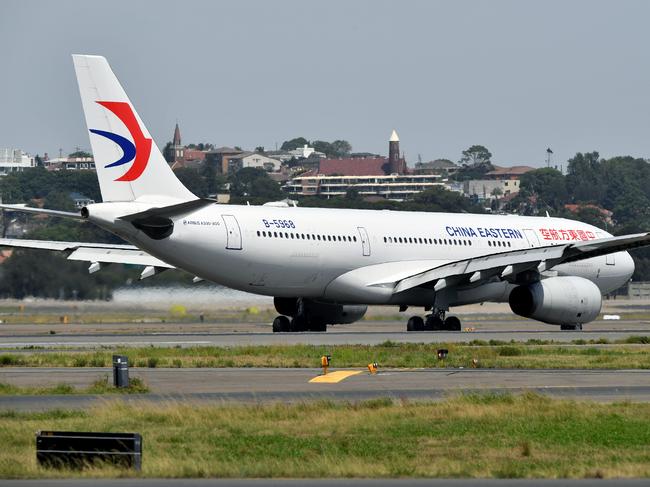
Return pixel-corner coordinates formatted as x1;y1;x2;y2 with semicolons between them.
2;340;650;370
1;393;649;478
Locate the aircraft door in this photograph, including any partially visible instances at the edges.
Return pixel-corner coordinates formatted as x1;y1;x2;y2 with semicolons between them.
523;229;540;248
357;226;371;256
222;214;242;250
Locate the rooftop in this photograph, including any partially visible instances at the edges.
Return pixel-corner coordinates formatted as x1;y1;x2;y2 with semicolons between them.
318;157;389;177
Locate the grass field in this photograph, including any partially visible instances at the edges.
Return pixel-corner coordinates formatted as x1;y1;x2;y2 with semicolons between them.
0;376;148;395
1;393;649;478
2;338;650;370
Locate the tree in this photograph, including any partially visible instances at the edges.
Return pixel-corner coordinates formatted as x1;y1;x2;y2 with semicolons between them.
345;188;361;200
330;140;352;158
518;168;568;213
255;146;265;153
280;137;309;151
68;150;92;158
44;191;76;212
566;152;605;203
459;145;492;166
174;167;209;197
162;141;174;163
311;140;332;156
229;167;282;200
490;187;503;212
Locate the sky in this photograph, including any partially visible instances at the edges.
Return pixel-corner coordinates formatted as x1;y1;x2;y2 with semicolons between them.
1;0;649;168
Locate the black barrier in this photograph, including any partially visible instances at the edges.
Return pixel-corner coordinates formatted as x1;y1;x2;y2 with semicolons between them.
36;431;142;470
113;354;129;388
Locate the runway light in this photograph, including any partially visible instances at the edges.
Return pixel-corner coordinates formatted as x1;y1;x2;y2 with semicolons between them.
437;349;448;360
321;355;331;375
367;362;378;374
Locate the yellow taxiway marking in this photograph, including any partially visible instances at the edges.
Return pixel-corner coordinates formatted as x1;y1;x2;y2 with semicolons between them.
309;370;363;383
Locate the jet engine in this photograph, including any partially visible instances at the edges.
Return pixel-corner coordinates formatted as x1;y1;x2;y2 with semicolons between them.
508;276;602;326
274;297;367;325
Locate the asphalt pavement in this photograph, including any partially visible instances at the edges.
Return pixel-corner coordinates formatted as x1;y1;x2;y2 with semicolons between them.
2;367;650;410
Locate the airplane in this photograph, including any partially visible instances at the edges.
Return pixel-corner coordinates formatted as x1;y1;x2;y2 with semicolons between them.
1;54;648;333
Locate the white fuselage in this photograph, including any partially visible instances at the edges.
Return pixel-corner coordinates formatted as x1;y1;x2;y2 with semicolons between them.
90;204;635;309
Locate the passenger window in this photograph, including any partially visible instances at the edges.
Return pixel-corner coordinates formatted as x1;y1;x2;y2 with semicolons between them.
353;236;357;242
488;241;491;246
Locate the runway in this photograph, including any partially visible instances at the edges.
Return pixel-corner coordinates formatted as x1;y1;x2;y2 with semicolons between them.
2;367;650;410
1;319;649;348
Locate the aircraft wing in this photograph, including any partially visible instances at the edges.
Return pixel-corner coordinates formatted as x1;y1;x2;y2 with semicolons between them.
0;238;174;269
375;232;650;294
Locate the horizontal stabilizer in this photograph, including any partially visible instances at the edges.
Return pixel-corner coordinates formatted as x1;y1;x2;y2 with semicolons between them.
118;198;217;222
0;204;83;220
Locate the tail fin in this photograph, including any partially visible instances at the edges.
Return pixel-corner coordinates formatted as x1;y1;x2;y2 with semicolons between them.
72;55;195;203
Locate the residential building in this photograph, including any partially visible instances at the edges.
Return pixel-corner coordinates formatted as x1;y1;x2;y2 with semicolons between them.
284;174;444;201
565;204;614;226
316;156;389;176
414;159;459;176
485;165;535;180
464;179;521;200
45;155;95;171
265;150;294;163
288;145;325;159
0;148;35;175
227;152;282;172
204;147;243;174
69;192;95;209
304;129;407;178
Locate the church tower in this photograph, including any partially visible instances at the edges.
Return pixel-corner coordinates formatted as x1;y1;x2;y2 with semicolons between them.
172;122;184;163
388;129;405;174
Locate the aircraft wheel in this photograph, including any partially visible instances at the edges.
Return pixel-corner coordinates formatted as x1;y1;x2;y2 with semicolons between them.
444;316;462;331
560;323;582;331
406;316;424;332
309;321;327;332
424;316;445;331
272;316;291;333
290;316;308;332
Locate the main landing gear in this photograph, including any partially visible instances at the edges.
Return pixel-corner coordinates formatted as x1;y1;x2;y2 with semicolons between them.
272;315;327;333
406;310;462;332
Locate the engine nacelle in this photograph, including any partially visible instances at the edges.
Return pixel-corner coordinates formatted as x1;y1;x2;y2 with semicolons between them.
274;297;367;324
509;276;602;326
